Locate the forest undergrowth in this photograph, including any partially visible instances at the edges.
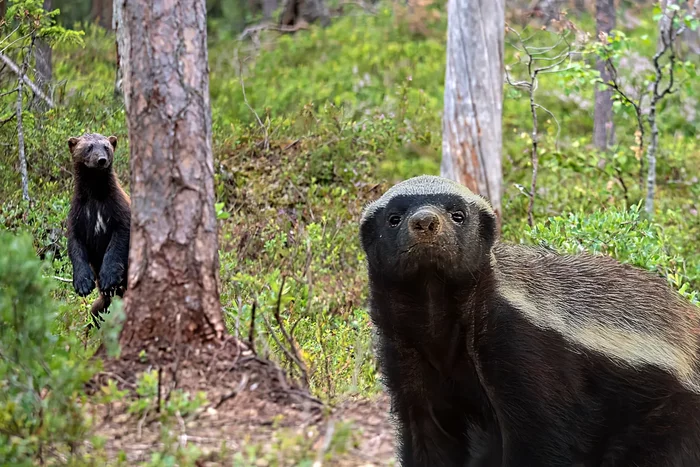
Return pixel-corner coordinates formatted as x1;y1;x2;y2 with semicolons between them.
1;1;699;465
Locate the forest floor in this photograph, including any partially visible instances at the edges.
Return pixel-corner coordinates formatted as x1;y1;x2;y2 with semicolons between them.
89;341;397;466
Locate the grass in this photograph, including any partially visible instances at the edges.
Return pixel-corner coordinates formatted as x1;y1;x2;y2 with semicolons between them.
0;1;699;464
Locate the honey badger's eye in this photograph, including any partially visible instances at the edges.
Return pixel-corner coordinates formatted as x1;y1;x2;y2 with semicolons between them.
451;211;466;224
388;214;402;227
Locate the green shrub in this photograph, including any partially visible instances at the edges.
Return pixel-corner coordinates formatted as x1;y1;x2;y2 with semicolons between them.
523;203;699;304
0;231;96;465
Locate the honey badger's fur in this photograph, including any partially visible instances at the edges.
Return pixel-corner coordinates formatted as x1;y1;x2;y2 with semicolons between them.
359;175;700;466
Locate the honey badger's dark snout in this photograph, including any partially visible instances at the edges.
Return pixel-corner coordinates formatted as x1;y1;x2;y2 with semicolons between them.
408;208;442;240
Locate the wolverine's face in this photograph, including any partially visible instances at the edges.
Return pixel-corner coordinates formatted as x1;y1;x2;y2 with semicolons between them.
68;133;118;170
360;176;496;283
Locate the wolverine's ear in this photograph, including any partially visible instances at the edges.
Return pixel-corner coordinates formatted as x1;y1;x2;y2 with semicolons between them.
68;137;79;153
108;135;118;150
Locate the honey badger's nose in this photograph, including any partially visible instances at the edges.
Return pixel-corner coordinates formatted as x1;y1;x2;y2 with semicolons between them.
97;157;108;167
409;209;441;237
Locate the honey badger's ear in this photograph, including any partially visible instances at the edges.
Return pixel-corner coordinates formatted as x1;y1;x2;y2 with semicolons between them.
68;137;79;153
108;135;118;150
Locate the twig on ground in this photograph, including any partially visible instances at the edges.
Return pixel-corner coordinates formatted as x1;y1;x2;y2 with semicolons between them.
215;372;250;409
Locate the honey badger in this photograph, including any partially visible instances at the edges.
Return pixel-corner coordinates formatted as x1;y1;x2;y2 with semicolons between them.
359;175;700;467
67;133;131;326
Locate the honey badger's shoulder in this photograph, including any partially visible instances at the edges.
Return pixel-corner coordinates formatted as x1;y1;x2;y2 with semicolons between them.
492;241;700;392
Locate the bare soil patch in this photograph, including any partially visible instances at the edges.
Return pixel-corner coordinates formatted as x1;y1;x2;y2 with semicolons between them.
87;337;396;465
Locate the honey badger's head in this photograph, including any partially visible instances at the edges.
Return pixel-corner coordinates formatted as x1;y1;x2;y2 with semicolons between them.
68;133;118;171
360;175;498;282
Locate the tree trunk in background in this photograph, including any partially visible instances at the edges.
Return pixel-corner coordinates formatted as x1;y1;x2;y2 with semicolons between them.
113;0;124;97
263;0;278;21
441;0;505;226
0;1;6;21
35;0;53;111
118;0;225;357
91;0;113;30
593;0;616;151
530;0;564;22
280;0;330;27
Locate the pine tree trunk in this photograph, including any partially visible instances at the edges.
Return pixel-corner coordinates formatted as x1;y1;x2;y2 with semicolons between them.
593;0;616;151
441;0;505;226
117;0;225;357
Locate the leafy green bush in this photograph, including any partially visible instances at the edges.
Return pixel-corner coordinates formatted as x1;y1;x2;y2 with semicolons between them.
0;231;96;465
523;203;698;303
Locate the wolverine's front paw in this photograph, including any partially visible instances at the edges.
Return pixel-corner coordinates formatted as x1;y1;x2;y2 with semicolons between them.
99;267;124;297
73;269;96;296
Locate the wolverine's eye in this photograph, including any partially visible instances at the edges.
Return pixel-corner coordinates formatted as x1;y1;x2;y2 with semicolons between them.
88;144;94;152
451;211;466;224
388;214;402;227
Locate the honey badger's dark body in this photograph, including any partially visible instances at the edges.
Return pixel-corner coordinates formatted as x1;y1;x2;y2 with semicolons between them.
360;176;700;467
67;133;130;322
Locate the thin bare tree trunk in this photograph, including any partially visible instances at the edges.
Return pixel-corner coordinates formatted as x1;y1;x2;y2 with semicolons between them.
35;0;53;112
113;0;125;97
593;0;616;151
441;0;505;225
118;0;225;356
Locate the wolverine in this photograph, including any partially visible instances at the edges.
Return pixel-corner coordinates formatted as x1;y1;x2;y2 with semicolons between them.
359;175;700;466
67;133;131;325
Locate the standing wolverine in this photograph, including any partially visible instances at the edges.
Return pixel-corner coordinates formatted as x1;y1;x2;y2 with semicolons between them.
67;133;131;324
359;175;700;466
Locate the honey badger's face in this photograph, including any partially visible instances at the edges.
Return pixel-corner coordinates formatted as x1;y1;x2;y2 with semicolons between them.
68;133;118;170
360;176;497;282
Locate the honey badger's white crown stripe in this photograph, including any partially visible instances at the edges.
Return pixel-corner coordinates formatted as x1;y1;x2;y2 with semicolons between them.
360;175;495;225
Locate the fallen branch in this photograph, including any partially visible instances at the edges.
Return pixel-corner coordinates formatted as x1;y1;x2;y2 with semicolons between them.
51;275;72;283
0;51;55;109
237;22;309;41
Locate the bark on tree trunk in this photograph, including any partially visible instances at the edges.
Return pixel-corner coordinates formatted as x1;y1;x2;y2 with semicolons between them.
441;0;505;226
593;0;616;151
118;0;225;356
91;0;114;30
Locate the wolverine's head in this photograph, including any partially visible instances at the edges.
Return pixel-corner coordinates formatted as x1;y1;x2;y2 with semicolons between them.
68;133;118;170
359;175;497;282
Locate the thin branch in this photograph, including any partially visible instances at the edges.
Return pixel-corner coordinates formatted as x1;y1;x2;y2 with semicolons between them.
0;52;55;108
271;275;310;388
234;50;269;150
248;299;257;354
533;103;561;150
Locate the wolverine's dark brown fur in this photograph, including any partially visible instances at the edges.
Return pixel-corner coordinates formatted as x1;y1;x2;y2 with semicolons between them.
66;133;131;325
360;175;700;466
